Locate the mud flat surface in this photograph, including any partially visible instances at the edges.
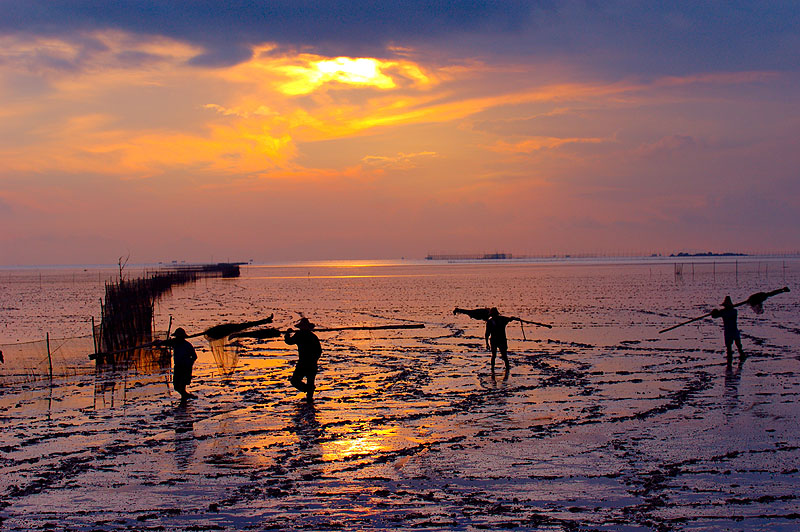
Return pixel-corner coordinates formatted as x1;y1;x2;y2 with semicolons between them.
1;260;799;530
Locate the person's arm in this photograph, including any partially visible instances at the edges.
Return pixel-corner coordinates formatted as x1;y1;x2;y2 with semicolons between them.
189;344;197;363
284;328;296;345
484;321;491;349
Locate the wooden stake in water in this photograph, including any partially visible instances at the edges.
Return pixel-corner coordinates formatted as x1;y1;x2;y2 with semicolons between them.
46;332;53;384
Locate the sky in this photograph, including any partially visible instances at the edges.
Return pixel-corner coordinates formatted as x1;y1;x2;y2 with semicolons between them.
1;1;799;265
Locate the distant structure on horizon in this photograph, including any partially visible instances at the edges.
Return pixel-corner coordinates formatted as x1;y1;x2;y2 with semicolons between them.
426;253;512;261
668;251;748;258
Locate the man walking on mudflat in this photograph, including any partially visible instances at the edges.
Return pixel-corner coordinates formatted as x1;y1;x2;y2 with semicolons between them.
169;327;198;401
284;317;322;402
485;307;520;369
712;296;746;362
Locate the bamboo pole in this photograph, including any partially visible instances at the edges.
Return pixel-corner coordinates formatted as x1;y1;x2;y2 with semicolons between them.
230;323;425;339
46;332;53;384
659;287;790;334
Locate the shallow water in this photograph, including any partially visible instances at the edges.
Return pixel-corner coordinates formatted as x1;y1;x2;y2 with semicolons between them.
1;259;799;530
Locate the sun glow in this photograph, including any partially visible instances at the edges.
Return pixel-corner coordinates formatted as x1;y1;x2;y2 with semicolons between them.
277;56;429;95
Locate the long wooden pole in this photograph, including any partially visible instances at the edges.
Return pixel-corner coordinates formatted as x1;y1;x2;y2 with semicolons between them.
230;323;425;339
516;318;552;329
659;286;790;334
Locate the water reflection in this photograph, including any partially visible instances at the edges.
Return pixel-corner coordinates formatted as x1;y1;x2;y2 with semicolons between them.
724;359;743;413
323;427;395;462
491;365;510;385
173;402;196;470
290;401;324;475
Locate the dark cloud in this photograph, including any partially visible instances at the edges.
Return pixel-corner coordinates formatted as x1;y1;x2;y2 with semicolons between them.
0;0;539;65
1;1;798;75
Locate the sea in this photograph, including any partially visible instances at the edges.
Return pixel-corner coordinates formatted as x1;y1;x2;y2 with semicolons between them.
1;258;798;531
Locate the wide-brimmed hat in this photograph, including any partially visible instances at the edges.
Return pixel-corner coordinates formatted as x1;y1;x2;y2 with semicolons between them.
721;296;733;307
295;317;316;330
172;327;188;338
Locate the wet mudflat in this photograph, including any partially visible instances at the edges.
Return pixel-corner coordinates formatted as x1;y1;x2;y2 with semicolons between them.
1;260;799;530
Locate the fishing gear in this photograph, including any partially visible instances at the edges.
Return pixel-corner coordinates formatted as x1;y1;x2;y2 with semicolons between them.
453;307;552;328
187;315;274;340
88;314;274;360
659;287;790;334
230;323;425;339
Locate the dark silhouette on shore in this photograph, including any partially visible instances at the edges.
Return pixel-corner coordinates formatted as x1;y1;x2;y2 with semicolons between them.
164;328;198;401
284;317;322;402
485;308;521;369
711;296;745;362
659;286;789;334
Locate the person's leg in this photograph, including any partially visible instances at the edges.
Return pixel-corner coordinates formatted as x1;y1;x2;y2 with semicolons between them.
174;381;190;400
490;344;497;367
500;343;509;368
725;337;734;360
305;368;317;402
735;338;745;358
290;367;307;392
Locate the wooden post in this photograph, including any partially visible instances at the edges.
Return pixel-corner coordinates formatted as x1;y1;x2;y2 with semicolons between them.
46;332;53;384
92;316;98;356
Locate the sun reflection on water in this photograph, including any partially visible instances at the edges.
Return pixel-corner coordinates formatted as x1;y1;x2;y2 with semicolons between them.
323;427;396;461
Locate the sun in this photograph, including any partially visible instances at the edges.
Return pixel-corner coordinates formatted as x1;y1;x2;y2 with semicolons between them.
277;56;426;95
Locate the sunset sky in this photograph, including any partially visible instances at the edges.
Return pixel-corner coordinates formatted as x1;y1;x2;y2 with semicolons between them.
1;1;799;265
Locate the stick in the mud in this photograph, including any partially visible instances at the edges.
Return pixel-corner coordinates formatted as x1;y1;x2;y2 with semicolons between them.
659;287;790;334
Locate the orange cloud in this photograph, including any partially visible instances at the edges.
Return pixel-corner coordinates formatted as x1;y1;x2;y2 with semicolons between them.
0;30;781;184
489;136;611;153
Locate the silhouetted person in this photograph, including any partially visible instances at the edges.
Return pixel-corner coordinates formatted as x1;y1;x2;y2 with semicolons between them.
284;317;322;402
0;350;4;363
711;296;745;362
167;328;198;401
485;307;520;369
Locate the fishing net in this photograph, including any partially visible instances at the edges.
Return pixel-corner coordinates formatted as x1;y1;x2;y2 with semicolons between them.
207;335;240;376
0;335;96;385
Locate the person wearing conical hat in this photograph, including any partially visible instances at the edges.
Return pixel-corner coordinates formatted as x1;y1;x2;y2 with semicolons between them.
284;317;322;402
169;327;198;401
485;307;521;370
711;296;745;362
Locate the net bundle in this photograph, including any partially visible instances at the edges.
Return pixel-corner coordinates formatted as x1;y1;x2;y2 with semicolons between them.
206;335;240;376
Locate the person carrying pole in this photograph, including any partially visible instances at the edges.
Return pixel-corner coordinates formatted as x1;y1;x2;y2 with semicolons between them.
711;296;745;362
284;317;322;402
167;328;198;401
485;307;520;370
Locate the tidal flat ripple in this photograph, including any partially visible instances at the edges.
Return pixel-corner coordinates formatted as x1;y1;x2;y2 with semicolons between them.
1;260;799;530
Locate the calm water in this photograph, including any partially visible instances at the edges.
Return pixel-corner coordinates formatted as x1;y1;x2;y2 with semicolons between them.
1;259;799;530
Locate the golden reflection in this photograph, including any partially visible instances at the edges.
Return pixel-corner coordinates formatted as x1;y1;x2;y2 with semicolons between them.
323;428;396;461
